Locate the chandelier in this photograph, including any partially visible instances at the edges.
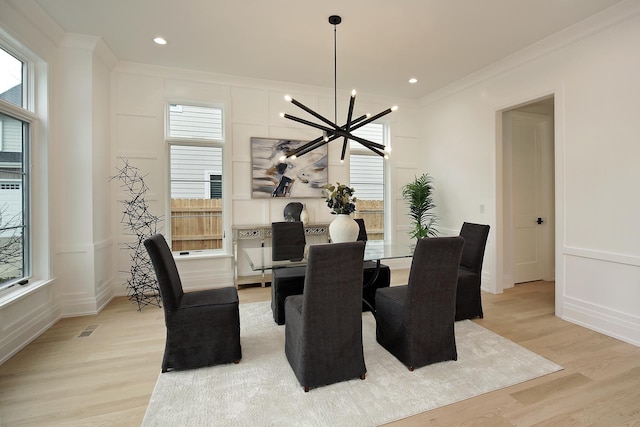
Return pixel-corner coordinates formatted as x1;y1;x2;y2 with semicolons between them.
280;15;397;162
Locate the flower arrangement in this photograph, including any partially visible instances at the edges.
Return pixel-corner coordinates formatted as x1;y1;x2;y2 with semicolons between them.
323;182;357;215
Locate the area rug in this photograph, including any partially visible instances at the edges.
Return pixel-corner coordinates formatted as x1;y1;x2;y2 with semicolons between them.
142;301;562;426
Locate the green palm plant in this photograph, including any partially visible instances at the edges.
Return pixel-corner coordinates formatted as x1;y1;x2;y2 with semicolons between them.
401;174;438;239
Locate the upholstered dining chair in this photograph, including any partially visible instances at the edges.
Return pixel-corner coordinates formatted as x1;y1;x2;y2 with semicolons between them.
375;236;464;371
284;241;367;392
354;218;391;312
455;222;490;321
143;233;241;372
271;221;307;325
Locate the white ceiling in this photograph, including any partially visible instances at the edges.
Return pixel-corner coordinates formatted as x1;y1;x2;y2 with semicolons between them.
34;0;623;99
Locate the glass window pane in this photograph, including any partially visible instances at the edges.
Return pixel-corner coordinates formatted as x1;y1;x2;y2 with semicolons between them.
0;47;24;109
350;122;384;148
168;104;223;140
170;145;223;251
0;112;26;285
350;123;385;240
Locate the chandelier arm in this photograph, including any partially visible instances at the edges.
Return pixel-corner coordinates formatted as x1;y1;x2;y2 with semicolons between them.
284;135;325;158
363;144;386;157
291;134;340;158
345;92;356;133
348;107;394;132
340;140;349;161
289;97;341;130
332;130;386;151
340;92;357;160
358;140;386;154
283;114;369;158
282;113;336;133
351;114;369;125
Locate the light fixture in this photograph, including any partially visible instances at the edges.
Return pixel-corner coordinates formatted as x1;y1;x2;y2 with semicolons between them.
409;78;418;84
280;15;397;162
153;37;167;45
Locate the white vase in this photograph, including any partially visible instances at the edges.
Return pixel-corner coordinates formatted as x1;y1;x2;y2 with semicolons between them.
300;204;309;226
329;214;359;243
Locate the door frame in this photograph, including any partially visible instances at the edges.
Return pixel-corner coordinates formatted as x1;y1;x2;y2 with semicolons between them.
494;91;564;316
504;109;555;284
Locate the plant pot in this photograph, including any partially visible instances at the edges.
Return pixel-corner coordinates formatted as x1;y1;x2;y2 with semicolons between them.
329;214;359;243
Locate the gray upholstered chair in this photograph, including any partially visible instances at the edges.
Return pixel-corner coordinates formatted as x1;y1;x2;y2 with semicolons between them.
144;233;241;372
375;236;464;371
284;241;367;392
455;222;490;321
354;218;391;312
270;221;307;325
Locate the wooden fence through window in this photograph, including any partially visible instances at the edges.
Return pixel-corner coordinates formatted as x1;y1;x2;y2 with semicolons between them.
170;198;384;251
354;199;384;240
171;198;223;251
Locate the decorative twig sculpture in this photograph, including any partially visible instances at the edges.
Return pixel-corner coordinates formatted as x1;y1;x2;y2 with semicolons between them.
110;158;163;310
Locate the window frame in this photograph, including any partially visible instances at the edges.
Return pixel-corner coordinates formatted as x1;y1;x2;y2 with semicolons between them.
349;122;388;240
0;43;34;294
165;102;228;256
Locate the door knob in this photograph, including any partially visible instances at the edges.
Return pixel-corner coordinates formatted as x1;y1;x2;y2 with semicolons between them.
537;217;544;224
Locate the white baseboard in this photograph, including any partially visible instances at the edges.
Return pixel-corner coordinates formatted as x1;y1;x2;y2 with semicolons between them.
562;297;640;347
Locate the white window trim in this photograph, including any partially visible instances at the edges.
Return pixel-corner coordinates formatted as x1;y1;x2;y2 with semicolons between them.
165;102;230;257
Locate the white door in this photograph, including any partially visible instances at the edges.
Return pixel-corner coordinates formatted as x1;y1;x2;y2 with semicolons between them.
508;111;554;283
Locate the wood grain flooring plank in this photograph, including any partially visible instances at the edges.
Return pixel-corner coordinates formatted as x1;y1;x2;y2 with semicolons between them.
1;277;639;426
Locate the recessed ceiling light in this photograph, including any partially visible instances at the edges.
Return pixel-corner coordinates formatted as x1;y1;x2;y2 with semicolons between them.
408;78;418;84
153;37;167;45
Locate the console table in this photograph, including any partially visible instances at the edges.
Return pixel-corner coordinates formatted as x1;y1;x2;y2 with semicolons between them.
232;223;330;287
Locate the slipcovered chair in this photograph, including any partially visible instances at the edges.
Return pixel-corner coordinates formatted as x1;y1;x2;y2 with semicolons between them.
285;241;367;392
455;222;490;321
271;221;307;325
143;234;241;372
354;218;391;312
375;237;464;371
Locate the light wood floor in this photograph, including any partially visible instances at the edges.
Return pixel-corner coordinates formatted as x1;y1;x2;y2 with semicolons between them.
1;272;639;426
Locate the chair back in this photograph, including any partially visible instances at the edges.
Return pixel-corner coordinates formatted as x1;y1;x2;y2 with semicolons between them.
459;222;490;273
354;218;368;241
143;233;184;313
405;237;465;323
302;241;365;334
271;221;306;261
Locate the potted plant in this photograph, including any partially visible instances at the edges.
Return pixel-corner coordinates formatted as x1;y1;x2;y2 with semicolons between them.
402;174;438;239
323;182;359;242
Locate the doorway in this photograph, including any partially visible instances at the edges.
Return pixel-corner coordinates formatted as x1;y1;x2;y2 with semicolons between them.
501;97;555;288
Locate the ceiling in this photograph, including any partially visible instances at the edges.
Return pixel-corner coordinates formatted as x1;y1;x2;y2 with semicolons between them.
34;0;623;100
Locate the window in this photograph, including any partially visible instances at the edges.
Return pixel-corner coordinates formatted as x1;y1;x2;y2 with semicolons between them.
0;45;29;290
167;104;225;253
0;47;24;109
350;123;386;240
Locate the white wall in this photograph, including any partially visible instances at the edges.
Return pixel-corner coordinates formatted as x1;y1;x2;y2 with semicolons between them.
0;0;59;363
111;63;419;291
4;0;636;367
418;3;640;346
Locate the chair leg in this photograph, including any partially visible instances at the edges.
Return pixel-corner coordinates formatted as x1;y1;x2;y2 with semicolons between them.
360;373;366;380
304;386;309;393
233;359;240;364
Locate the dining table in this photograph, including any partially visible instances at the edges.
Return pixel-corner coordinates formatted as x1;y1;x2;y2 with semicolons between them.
243;240;415;312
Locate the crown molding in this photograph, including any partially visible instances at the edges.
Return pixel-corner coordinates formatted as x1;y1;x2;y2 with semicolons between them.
418;0;640;108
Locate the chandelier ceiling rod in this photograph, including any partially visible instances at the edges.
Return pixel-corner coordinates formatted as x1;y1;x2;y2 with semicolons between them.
280;15;397;162
332;14;339;125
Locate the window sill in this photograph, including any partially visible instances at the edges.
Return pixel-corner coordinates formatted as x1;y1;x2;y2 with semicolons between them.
173;251;232;261
0;278;55;309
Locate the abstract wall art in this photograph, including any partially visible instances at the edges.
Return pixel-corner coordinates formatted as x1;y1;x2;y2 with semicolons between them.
251;137;327;198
